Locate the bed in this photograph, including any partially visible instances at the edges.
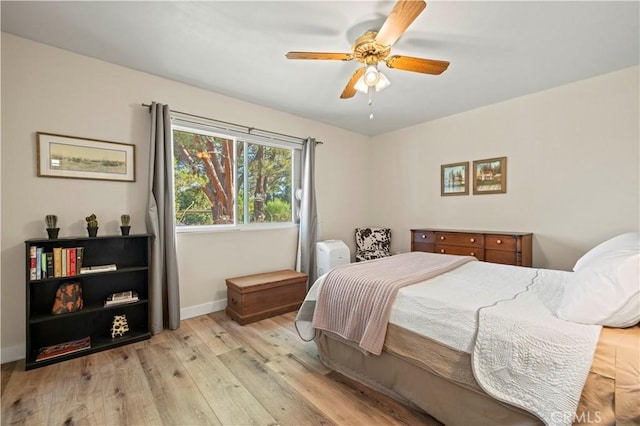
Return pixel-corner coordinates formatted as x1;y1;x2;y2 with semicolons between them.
295;233;640;425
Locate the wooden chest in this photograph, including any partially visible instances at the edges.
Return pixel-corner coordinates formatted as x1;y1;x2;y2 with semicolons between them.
411;228;533;267
225;269;308;325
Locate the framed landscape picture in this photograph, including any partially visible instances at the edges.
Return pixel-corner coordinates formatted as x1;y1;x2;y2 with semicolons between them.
473;156;506;194
37;132;135;182
441;161;469;196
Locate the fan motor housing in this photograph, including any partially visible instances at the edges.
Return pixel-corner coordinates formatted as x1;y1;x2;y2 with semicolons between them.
353;31;391;64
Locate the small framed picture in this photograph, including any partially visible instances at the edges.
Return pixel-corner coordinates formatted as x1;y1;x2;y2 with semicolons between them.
473;156;506;194
37;132;135;182
441;162;469;196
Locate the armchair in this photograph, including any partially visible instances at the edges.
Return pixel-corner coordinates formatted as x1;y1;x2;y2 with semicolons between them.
355;227;392;262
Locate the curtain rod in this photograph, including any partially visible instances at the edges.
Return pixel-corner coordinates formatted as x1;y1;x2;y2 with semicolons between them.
141;103;322;145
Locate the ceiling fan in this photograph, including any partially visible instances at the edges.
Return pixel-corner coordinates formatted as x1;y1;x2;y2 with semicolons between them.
285;0;449;100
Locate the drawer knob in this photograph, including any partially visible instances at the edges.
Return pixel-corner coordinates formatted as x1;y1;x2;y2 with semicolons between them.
440;249;445;253
470;238;475;243
231;298;238;305
440;236;445;241
470;252;475;256
496;239;502;244
421;234;426;239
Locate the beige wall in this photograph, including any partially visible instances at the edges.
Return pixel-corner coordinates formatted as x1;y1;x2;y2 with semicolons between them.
0;33;371;362
2;32;638;363
370;66;640;270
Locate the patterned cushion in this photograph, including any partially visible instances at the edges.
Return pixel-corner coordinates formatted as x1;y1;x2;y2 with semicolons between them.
355;228;391;262
355;250;392;262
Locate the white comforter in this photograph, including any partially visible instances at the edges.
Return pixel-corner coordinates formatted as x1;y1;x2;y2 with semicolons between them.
390;261;540;352
296;260;602;426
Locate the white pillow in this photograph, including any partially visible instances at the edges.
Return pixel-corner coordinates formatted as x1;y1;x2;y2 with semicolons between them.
573;232;640;271
558;251;640;328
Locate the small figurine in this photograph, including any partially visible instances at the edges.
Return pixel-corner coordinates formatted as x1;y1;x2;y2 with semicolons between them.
110;314;129;338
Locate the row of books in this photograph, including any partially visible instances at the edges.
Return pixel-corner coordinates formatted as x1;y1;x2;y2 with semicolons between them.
29;246;84;280
29;246;119;280
80;264;118;274
105;290;139;307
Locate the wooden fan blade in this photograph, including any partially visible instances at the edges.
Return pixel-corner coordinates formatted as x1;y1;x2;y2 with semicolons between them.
385;55;450;75
375;0;426;48
340;67;365;99
286;51;354;61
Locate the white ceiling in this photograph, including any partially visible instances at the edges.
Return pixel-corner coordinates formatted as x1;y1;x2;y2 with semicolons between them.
2;1;638;136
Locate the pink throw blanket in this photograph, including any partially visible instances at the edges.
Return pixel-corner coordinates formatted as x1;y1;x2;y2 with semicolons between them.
312;252;475;355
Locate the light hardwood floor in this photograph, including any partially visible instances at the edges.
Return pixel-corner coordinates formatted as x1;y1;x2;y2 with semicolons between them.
1;311;440;425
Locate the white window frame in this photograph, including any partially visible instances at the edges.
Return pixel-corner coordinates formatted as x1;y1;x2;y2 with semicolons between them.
172;118;302;233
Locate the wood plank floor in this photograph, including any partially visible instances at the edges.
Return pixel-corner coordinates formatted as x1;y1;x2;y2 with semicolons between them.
1;311;440;425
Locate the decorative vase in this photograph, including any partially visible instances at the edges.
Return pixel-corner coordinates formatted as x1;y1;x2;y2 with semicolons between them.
87;227;98;238
120;225;131;236
46;228;60;239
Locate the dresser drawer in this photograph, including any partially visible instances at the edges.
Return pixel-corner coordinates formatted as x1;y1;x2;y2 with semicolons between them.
435;232;484;248
485;249;517;265
413;231;435;243
485;235;516;251
434;244;484;260
412;231;435;252
413;243;434;252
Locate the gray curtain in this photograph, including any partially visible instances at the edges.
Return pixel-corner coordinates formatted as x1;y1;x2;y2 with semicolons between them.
146;102;180;333
296;137;318;287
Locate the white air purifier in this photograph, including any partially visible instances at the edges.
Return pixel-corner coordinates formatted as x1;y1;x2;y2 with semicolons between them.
316;240;350;277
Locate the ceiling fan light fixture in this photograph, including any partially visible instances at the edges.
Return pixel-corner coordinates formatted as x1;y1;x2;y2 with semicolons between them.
375;72;390;92
354;71;390;95
354;75;369;94
363;65;380;86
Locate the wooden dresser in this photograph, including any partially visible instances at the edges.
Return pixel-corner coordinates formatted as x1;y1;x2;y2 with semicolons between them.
411;228;533;267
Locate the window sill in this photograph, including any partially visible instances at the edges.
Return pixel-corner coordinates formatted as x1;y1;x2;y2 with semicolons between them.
176;223;299;235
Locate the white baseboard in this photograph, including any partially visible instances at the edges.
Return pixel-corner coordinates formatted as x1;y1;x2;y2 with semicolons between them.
1;299;227;365
1;343;25;364
180;298;227;320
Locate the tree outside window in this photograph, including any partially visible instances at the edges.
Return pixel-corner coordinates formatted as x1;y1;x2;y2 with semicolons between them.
173;126;295;227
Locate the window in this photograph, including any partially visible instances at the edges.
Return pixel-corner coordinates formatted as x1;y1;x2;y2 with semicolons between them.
172;121;301;229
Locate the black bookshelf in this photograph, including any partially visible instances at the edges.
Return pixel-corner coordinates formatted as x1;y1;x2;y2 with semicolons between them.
25;234;151;370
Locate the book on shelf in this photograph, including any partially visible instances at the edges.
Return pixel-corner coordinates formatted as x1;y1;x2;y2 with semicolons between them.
35;336;91;362
41;251;47;279
29;246;37;280
109;290;136;301
35;247;43;280
76;247;84;272
80;264;117;274
46;252;53;278
61;249;67;277
53;247;62;278
69;247;76;276
105;291;139;306
105;298;138;307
